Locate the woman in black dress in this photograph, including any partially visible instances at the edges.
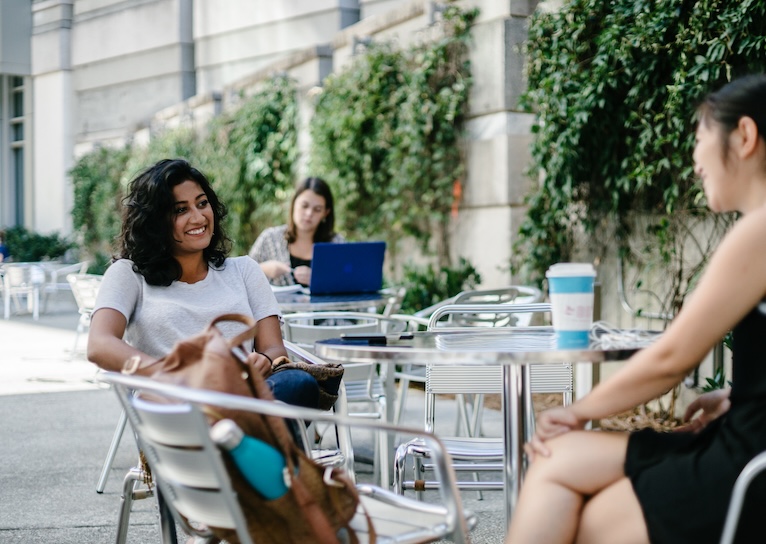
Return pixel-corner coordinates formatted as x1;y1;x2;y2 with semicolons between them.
506;74;766;544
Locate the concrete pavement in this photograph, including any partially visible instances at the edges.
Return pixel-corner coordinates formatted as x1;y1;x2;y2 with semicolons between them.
0;292;507;543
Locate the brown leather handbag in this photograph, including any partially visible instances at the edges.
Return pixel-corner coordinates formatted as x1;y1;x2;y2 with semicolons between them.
123;313;365;544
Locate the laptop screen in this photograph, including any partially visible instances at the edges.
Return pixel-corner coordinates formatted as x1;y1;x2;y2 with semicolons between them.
309;241;386;295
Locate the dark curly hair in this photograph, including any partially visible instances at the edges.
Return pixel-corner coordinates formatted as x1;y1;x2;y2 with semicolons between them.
285;177;337;244
118;159;231;286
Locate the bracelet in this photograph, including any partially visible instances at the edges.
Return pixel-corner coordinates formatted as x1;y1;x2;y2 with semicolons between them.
256;351;273;365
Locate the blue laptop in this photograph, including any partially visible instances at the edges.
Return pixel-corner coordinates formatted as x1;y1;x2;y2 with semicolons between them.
309;241;386;296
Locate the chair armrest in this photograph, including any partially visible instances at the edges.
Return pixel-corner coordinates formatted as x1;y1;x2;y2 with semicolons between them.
428;302;552;329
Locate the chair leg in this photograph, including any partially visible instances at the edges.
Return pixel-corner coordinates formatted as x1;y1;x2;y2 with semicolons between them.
157;488;179;544
97;409;128;493
70;320;84;361
394;374;410;425
115;467;146;544
720;452;766;544
415;455;425;501
393;444;407;495
378;397;390;487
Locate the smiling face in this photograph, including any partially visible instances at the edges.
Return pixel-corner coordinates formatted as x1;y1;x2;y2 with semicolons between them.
171;180;215;256
291;189;330;235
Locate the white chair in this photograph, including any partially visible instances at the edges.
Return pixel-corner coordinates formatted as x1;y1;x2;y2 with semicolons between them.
2;262;46;320
67;273;103;359
394;302;574;500
395;286;545;429
720;449;766;544
100;371;477;544
41;261;89;311
281;311;420;486
283;339;356;481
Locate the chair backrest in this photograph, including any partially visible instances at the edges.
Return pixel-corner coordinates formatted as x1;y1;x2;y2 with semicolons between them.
3;262;45;289
282;312;409;382
45;261;90;291
425;302;572;432
116;387;254;544
445;286;545;328
67;273;103;313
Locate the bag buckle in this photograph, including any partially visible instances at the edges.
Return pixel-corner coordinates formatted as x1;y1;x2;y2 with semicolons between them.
323;467;344;488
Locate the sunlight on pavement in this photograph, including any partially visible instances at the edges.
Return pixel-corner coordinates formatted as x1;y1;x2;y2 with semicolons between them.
0;320;103;396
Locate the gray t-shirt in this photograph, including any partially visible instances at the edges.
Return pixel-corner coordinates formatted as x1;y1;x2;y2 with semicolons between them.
93;257;280;358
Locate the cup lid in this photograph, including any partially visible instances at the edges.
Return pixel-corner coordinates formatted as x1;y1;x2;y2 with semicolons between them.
546;262;596;278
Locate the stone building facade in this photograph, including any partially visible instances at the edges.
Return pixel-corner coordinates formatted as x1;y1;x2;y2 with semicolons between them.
1;0;540;289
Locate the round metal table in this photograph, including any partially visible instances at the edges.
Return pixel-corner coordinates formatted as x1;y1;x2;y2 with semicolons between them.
315;327;649;528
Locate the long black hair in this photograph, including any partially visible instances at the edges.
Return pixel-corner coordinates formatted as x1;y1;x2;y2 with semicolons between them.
118;159;231;286
285;177;338;244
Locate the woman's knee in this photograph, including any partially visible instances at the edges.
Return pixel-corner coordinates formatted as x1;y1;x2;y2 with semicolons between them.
526;431;630;491
266;369;320;408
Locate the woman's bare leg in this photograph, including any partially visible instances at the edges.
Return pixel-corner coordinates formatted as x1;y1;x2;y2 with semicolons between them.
505;430;645;544
575;476;649;544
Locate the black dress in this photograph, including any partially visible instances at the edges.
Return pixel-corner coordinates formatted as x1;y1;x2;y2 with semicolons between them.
625;301;766;543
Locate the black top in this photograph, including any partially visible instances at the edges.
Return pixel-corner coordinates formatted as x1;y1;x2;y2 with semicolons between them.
289;254;312;286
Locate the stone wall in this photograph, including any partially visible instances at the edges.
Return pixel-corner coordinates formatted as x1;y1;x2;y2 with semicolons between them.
140;0;539;289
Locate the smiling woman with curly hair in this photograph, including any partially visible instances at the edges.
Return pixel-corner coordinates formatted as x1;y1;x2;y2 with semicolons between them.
87;158;319;409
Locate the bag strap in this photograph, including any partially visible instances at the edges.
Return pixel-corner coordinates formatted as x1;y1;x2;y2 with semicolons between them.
290;473;345;543
228;338;299;458
209;313;258;350
123;313;259;376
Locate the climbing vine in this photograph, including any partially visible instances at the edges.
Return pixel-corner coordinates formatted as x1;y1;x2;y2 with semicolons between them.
516;0;766;291
309;5;478;265
70;76;298;259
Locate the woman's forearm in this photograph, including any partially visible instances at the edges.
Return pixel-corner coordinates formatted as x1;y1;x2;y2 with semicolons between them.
570;341;694;423
87;334;155;374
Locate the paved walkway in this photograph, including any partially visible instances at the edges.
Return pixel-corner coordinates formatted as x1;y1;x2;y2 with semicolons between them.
0;293;506;543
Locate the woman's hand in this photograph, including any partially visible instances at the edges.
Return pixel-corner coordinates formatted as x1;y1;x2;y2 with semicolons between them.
292;265;311;286
260;260;292;280
677;387;731;433
247;352;274;378
525;406;585;461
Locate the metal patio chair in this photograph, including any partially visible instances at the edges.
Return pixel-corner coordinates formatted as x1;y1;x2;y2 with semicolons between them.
100;371;477;544
394;285;545;428
281;311;421;486
394;301;574;500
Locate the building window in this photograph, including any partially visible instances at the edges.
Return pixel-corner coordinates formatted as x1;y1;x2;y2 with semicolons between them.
1;74;27;226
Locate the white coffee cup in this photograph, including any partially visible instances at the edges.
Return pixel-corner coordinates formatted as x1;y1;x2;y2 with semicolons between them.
546;263;597;349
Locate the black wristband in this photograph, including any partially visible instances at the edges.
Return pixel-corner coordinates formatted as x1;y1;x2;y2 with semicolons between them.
256;351;273;365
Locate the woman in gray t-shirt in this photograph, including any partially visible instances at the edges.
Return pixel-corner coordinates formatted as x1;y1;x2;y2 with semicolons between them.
88;159;319;408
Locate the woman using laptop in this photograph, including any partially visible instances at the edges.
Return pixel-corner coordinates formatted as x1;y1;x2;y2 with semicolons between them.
249;177;344;287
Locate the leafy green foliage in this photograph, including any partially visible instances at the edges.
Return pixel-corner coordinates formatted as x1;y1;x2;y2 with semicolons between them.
399;257;481;314
69;76;298;258
200;76;298;255
310;6;478;264
702;364;731;392
515;0;766;285
70;145;132;268
4;225;74;262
